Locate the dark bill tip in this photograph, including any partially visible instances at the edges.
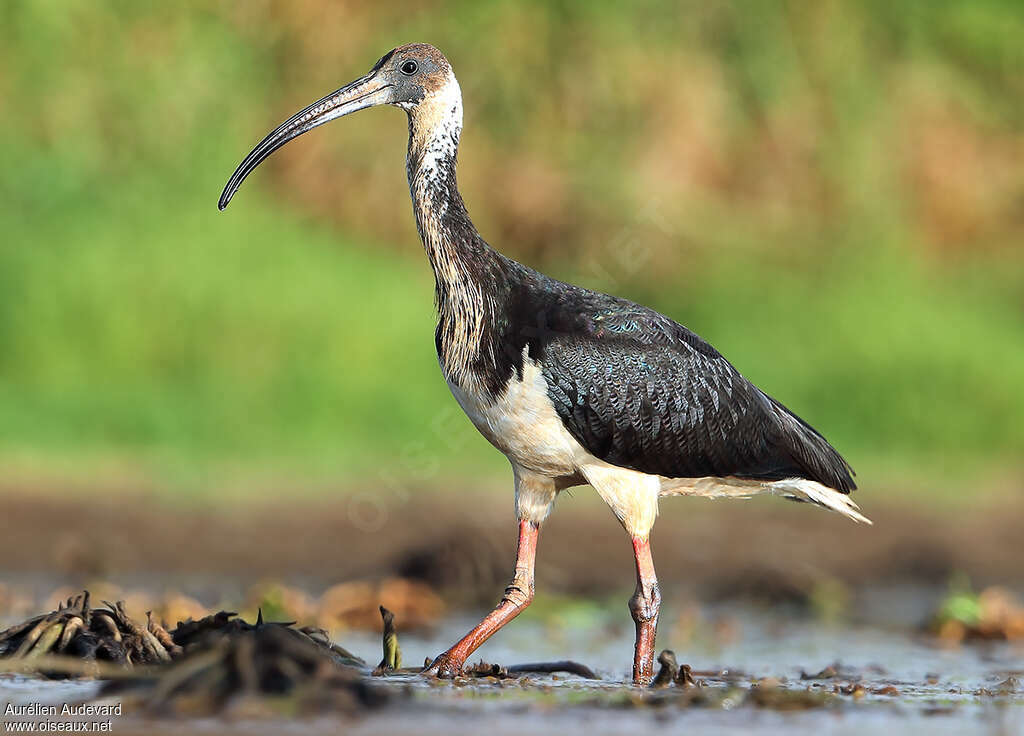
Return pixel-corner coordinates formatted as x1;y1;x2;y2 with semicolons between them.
217;74;390;211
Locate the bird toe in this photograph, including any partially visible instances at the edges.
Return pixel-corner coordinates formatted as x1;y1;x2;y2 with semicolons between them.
422;651;464;679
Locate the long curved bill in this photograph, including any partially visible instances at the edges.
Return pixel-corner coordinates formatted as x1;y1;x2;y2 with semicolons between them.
218;72;392;210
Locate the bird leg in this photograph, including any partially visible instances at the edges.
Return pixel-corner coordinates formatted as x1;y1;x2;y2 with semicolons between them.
628;535;661;685
423;519;539;678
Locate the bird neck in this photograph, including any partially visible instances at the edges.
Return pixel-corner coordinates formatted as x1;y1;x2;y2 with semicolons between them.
405;77;502;389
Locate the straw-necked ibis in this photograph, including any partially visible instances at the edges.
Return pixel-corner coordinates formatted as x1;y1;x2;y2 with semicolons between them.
219;43;868;685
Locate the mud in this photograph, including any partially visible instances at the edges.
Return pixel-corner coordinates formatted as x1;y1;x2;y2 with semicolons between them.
2;601;1023;735
1;487;1022;599
2;486;1023;733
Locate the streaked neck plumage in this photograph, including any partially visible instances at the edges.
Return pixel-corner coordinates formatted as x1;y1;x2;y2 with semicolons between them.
405;71;501;390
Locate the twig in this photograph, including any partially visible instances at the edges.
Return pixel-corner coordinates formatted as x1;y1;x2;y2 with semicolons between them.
506;661;599;679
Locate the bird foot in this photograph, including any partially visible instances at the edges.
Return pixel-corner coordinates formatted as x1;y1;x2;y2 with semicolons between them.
422;651;465;679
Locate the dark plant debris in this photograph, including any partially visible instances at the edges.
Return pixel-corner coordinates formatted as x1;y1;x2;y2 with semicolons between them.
421;658;599;681
0;592;170;675
507;661;599;679
1;590;386;715
102;615;389;715
651;650;679;688
0;592;363;676
649;652;699;690
676;663;696;688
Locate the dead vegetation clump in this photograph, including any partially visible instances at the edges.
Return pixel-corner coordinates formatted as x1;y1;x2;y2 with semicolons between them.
0;594;606;715
0;591;363;673
0;592;171;672
0;590;391;715
101;613;388;716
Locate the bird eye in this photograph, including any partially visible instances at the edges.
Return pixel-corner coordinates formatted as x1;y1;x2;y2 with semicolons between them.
400;59;418;75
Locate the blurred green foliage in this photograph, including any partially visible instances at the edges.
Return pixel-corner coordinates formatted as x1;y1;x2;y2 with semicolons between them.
0;1;1021;497
936;591;983;629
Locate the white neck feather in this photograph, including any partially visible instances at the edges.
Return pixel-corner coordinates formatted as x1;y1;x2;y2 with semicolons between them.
404;71;491;389
406;73;462;183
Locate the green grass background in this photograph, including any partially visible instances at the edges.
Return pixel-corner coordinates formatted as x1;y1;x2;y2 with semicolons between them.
1;1;1021;502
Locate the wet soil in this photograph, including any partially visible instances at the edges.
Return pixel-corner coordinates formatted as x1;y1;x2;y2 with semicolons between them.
1;484;1023;733
2;607;1022;735
1;485;1022;600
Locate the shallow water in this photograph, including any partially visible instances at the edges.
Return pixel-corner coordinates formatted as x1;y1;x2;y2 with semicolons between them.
2;601;1022;735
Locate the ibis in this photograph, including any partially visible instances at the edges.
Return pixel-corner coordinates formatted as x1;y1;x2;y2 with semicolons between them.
219;43;868;684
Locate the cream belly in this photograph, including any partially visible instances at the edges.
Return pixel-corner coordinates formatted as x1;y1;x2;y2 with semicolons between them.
446;353;585;480
445;349;871;534
445;349;661;535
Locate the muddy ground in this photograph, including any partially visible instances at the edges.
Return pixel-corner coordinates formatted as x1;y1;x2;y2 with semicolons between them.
1;483;1023;734
2;609;1022;735
1;483;1022;598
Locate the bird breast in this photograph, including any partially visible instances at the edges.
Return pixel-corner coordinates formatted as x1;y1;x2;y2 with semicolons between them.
446;348;585;479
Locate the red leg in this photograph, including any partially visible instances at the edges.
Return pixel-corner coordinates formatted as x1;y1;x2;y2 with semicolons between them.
423;520;539;677
629;535;661;685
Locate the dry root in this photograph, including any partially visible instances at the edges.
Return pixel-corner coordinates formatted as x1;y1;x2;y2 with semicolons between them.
102;617;388;715
0;591;364;678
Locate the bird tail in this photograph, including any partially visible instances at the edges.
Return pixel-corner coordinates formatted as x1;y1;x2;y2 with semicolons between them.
769;398;857;493
766;478;872;524
659;476;871;524
659;477;868;524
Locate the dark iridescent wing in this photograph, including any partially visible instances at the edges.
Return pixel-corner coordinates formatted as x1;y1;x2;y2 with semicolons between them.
540;306;855;490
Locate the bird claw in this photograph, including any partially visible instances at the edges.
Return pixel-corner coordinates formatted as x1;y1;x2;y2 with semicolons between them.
422;652;465;679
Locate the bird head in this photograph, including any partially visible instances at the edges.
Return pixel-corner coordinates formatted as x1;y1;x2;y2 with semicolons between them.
218;43;459;210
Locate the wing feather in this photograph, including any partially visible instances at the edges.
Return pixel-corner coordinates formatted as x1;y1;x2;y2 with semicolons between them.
538;308;855;492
